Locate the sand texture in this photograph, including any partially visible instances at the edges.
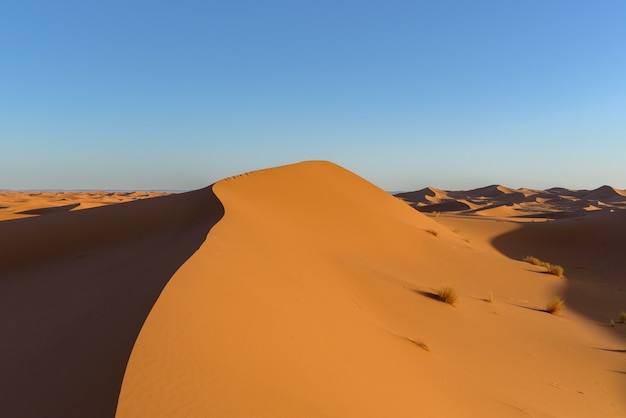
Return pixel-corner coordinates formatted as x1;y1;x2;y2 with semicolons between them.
1;161;624;417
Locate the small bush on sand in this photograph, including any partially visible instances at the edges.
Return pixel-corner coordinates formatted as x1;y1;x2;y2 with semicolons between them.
545;264;564;277
523;256;564;278
610;319;615;327
438;286;458;306
425;229;438;237
523;256;542;266
545;296;565;315
619;311;626;324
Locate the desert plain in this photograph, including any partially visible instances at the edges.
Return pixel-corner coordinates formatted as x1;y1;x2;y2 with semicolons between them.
1;160;624;417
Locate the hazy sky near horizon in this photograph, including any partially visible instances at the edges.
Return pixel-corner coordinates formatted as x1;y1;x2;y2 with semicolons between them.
2;1;625;191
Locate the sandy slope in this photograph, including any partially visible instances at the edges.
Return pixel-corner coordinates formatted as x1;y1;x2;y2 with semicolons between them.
115;161;624;417
0;188;222;417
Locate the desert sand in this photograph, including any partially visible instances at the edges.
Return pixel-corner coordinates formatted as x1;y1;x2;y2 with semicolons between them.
0;190;171;221
1;161;624;417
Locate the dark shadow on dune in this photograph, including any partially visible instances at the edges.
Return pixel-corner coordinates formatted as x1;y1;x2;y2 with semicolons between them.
412;289;443;303
490;212;626;325
592;347;626;354
17;202;81;215
514;211;585;220
508;303;549;314
0;186;224;418
516;267;560;277
416;200;471;213
491;212;626;402
404;337;431;352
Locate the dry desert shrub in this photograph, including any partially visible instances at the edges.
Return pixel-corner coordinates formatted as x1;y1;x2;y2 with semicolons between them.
610;319;616;327
545;264;564;277
438;286;458;306
523;256;542;266
619;311;626;324
523;256;564;278
546;296;565;315
425;229;439;237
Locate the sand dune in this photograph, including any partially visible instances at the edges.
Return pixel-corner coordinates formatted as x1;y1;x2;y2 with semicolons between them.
456;184;517;198
397;183;626;218
0;188;223;417
1;161;624;417
0;190;170;221
395;186;449;203
471;203;522;217
582;185;626;201
117;162;623;417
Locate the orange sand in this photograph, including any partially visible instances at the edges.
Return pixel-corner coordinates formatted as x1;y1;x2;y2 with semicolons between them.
0;190;170;221
1;161;623;417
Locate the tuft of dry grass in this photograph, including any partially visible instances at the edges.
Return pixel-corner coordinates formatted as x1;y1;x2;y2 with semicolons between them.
610;319;615;327
619;311;626;324
437;286;458;306
523;256;564;278
523;256;542;266
545;296;565;315
545;264;564;277
425;229;439;237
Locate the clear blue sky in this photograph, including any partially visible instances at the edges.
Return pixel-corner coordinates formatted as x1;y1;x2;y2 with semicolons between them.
2;1;625;191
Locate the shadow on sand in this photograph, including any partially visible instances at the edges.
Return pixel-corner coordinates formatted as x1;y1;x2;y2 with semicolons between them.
17;202;81;215
412;289;443;302
0;186;224;418
490;211;626;325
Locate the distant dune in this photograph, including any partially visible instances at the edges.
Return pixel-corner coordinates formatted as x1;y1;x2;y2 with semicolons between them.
397;184;626;218
0;190;171;221
1;162;624;417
